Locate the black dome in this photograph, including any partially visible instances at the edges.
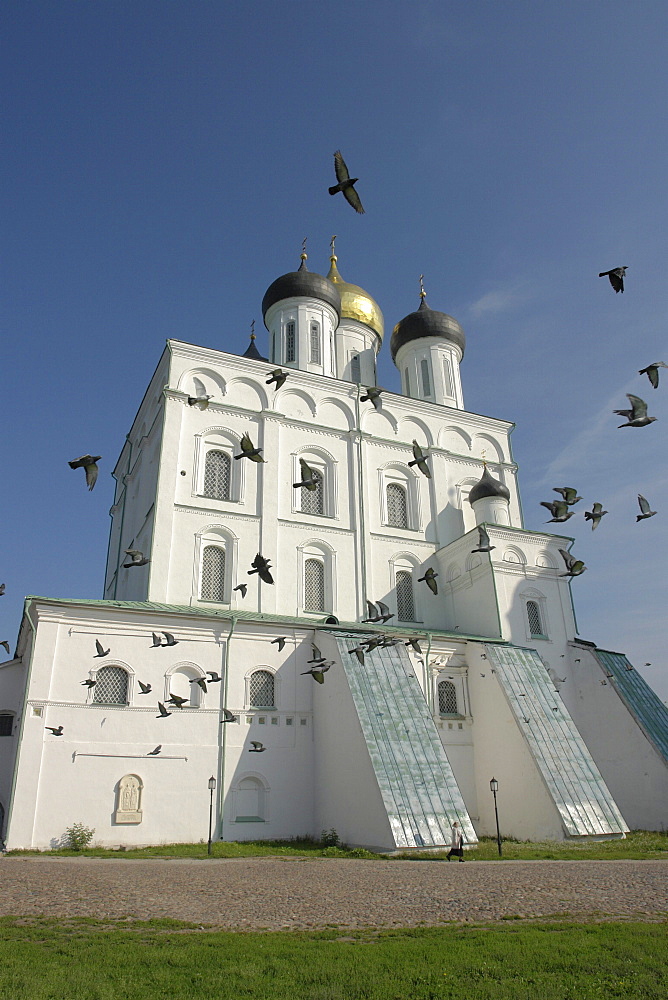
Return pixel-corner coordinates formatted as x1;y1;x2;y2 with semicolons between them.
390;298;466;362
468;466;510;505
262;259;341;325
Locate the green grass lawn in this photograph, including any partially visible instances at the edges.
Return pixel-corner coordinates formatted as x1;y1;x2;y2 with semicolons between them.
0;917;665;999
7;830;668;861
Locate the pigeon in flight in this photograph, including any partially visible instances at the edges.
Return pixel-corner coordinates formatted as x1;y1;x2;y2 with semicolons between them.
94;640;110;657
249;741;266;752
0;584;5;596
301;661;333;683
418;567;438;594
123;549;150;568
166;693;188;708
553;487;582;505
362;636;383;652
156;702;171;718
162;632;179;647
0;640;10;655
206;671;222;683
221;708;238;723
636;494;657;521
408;440;431;478
137;680;152;694
293;458;318;491
558;549;587;577
598;266;627;293
147;745;162;755
329;150;365;214
348;645;365;664
405;637;423;654
362;600;394;623
190;677;207;693
471;525;495;553
584;502;608;530
235;432;265;463
614;394;657;428
81;678;96;688
188;394;213;409
360;386;384;410
376;601;394;623
151;632;163;647
266;369;288;389
639;362;668;389
307;645;324;663
540;500;576;523
233;583;248;598
248;552;274;584
45;725;64;736
69;455;101;491
271;637;287;651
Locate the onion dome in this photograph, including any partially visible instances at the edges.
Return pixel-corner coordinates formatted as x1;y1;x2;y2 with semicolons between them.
262;252;341;326
390;291;466;362
326;254;384;340
468;465;510;505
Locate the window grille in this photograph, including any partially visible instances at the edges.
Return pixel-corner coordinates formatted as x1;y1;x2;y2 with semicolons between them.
93;667;129;705
396;570;415;621
0;715;13;737
527;600;544;637
300;468;324;515
309;321;321;364
421;359;432;396
438;679;458;715
201;545;226;601
249;670;275;708
304;558;325;611
386;482;408;528
350;354;361;383
443;357;454;397
404;368;411;395
286;322;295;363
203;450;231;500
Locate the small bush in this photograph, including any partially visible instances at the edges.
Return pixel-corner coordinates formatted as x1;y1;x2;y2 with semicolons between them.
64;823;95;851
320;828;340;848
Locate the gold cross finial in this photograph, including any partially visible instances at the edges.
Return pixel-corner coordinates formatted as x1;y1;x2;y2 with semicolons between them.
250;319;255;341
419;274;426;299
481;449;487;465
301;236;308;255
330;234;337;256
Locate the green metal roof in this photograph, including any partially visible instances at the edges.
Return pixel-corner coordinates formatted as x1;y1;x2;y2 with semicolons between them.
485;643;628;837
593;648;668;766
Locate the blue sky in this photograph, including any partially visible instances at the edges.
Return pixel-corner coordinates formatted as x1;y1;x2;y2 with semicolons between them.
2;1;666;699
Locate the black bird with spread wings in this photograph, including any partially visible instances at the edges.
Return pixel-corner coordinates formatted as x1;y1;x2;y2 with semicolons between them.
408;440;431;478
69;455;101;491
553;487;582;505
293;458;318;491
558;549;587;577
249;741;266;753
360;386;384;410
266;369;288;389
639;362;668;389
329;150;365;214
636;494;657;521
540;500;576;523
248;552;274;584
614;394;657;428
45;725;64;736
598;266;628;293
221;708;238;723
235;433;265;462
584;502;608;530
471;525;495;553
418;567;438;594
233;583;248;598
94;640;110;657
123;549;150;568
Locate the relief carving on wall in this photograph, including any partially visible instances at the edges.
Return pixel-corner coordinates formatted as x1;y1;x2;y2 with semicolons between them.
115;774;143;824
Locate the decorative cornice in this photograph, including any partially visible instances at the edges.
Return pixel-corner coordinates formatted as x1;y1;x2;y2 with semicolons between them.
174;504;259;522
277;518;351;537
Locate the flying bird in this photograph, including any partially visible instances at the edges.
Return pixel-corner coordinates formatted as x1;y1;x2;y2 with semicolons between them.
301;661;333;683
81;678;96;688
598;266;627;293
156;702;171;718
271;637;287;651
166;693;188;708
233;583;248;598
45;725;64;736
69;454;101;491
220;708;238;723
362;636;383;652
188;395;213;409
190;677;207;692
206;671;222;683
137;680;152;694
329;150;365;214
235;432;265;462
151;633;163;647
0;640;10;655
375;601;394;623
123;549;150;568
360;386;384;409
418;567;438;594
348;645;365;664
553;487;582;505
404;637;423;654
558;549;587;577
471;525;495;553
293;458;318;491
408;440;431;478
162;632;179;647
540;500;576;523
636;494;657;521
147;745;162;755
0;584;5;596
307;645;324;663
638;362;668;389
249;741;266;752
584;502;608;530
362;600;381;623
94;640;110;657
248;552;274;584
266;369;288;389
614;394;657;428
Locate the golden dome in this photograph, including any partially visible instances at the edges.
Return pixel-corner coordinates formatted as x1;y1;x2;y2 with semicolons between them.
326;256;384;340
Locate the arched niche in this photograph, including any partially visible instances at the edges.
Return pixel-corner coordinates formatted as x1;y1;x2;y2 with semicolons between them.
114;774;143;824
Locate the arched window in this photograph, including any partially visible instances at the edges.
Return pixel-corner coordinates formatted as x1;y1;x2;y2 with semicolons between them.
438;680;458;715
527;600;545;638
235;776;266;822
396;570;415;622
443;358;454;397
201;545;226;601
203;450;231;500
421;359;432;397
309;321;321;364
304;558;325;612
286;322;296;363
93;667;129;705
386;482;408;528
404;368;411;396
301;468;324;515
249;670;275;708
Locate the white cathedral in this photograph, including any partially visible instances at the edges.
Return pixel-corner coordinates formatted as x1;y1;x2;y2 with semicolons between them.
1;248;667;851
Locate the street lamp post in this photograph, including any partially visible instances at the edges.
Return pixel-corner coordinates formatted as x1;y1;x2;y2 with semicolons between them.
207;776;217;855
490;777;502;857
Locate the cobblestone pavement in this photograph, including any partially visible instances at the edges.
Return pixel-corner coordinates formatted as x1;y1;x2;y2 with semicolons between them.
1;858;666;929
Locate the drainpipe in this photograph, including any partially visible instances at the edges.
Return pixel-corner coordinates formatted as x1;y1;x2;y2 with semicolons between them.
354;388;368;616
218;615;237;844
423;631;433;713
